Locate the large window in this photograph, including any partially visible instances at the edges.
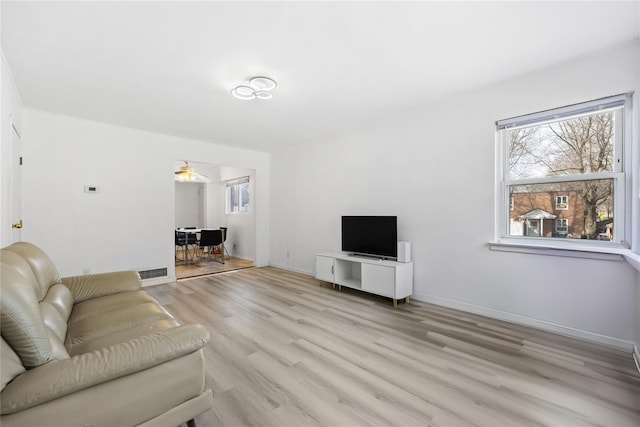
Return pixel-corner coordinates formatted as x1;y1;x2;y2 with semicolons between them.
226;177;250;214
497;94;630;245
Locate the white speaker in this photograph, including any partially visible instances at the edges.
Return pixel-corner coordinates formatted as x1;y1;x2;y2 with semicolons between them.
397;241;411;263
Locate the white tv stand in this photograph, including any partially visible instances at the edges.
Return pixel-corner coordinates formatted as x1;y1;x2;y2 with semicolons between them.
315;252;413;307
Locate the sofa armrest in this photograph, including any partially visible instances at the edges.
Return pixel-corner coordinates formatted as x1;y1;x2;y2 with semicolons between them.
0;324;210;415
61;270;142;302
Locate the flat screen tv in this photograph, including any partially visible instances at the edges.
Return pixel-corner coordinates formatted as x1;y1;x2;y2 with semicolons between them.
341;216;397;259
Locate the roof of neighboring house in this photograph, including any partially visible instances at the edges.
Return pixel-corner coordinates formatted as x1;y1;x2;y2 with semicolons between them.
519;209;557;220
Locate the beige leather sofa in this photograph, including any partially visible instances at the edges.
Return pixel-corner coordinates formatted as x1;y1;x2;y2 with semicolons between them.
1;242;213;427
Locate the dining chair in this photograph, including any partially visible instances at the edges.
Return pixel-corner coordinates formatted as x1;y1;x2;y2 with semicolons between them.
175;230;190;262
183;226;199;246
197;229;224;264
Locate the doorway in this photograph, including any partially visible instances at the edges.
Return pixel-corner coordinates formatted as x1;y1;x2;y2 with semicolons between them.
525;219;541;237
173;161;256;279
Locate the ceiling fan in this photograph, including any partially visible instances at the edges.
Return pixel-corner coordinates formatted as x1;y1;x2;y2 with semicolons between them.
174;161;210;183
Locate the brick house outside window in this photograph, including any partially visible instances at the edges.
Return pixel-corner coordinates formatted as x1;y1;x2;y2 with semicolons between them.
509;190;612;240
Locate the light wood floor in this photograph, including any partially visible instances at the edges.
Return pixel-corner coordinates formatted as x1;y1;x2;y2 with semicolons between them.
175;251;254;280
147;267;640;427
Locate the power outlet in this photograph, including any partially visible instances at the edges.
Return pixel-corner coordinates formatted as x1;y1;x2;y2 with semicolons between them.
233;243;237;250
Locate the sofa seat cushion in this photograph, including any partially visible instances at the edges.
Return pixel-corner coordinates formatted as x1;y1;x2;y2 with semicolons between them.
68;290;160;323
66;302;175;352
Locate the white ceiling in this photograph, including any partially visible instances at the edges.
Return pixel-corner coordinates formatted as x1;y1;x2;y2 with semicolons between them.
2;1;639;152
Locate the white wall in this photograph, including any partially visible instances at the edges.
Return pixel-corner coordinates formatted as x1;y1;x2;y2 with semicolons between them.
205;183;225;230
20;109;269;281
637;271;640;347
175;182;205;228
270;42;640;349
1;52;23;247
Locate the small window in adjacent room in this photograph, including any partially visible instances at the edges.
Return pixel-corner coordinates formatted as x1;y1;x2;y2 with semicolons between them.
496;94;631;245
226;177;250;214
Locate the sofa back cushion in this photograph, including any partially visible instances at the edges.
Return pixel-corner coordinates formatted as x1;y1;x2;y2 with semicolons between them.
40;284;73;340
0;242;72;373
40;284;73;360
0;251;53;367
3;242;61;301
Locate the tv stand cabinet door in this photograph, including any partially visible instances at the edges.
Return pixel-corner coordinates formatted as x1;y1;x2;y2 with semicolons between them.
361;263;395;298
315;255;335;283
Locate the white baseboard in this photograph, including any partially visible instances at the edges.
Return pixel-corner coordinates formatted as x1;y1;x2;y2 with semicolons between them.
269;262;315;277
141;275;176;287
412;292;635;352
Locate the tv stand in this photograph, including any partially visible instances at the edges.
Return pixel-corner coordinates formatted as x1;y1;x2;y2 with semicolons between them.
315;252;413;307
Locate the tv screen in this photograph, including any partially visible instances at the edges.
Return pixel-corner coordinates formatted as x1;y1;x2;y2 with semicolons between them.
341;216;397;259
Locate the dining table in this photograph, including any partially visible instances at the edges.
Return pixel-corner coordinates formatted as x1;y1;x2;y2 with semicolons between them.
176;228;225;264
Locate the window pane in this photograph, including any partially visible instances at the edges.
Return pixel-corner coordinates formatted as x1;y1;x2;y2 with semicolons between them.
240;183;250;212
229;185;239;213
508;111;615;180
509;179;613;240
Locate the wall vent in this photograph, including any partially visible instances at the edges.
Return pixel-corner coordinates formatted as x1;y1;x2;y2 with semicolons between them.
138;268;168;280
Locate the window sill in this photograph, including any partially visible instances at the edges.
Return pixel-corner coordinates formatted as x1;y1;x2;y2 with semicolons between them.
489;239;640;271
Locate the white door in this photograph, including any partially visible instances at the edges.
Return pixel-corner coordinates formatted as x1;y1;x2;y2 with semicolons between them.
526;219;540;237
10;123;22;242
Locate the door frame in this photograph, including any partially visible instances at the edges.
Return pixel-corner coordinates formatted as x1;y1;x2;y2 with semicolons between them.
9;118;22;243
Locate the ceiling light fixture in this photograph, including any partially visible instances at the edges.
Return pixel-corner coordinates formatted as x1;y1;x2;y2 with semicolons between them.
174;161;210;183
231;76;277;100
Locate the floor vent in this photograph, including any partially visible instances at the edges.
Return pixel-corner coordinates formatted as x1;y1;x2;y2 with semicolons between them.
138;268;168;280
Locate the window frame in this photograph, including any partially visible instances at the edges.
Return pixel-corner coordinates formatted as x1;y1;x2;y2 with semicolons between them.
495;94;632;251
